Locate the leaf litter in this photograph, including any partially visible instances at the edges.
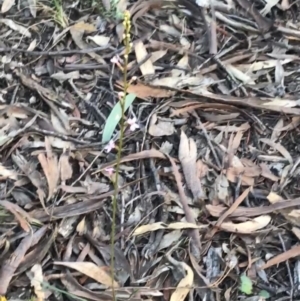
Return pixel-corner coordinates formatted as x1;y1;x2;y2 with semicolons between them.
1;0;300;300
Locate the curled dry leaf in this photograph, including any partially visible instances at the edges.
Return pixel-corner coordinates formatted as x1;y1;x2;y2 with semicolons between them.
170;262;194;301
54;262;119;288
219;215;271;233
179;131;203;200
132;222;206;236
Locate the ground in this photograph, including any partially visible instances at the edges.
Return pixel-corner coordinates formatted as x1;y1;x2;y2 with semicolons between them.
0;0;300;300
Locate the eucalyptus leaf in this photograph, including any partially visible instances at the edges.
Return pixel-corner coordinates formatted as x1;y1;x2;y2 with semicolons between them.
102;93;136;143
239;274;253;295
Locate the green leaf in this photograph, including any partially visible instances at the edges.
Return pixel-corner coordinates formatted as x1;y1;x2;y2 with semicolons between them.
259;290;270;299
239;275;253;295
102;93;136;143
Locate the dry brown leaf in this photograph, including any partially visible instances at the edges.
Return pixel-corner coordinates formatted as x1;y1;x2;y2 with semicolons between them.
260;138;293;164
226;168;255;186
30;264;45;301
220;215;271;233
134;40;155;76
116;81;174;98
261;245;300;270
59;150;73;182
38;137;59;201
148;114;175;136
132;222;206;236
1;0;15;13
0;200;31;232
170;262;194;301
54;261;119;287
95;149;167;173
179;131;203;200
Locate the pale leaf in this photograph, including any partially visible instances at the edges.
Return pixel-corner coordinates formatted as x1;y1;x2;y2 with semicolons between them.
170;262;194;301
27;0;37;17
30;264;45;301
87;35;110;47
179;131;203;200
220;215;271;233
133;222;206;236
1;0;15;13
54;262;119;287
134;41;155;76
0;18;31;37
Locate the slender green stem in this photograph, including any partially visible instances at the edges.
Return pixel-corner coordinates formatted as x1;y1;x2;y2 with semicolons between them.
110;11;131;301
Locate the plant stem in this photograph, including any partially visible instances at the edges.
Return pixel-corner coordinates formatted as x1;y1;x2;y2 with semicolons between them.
110;11;131;301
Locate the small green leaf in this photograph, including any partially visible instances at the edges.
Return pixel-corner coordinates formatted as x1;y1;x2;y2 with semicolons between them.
239;274;253;295
259;290;270;299
102;93;136;143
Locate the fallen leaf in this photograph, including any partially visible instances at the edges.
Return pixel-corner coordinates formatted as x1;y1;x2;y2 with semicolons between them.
27;0;37;17
30;264;45;301
261;138;293;164
261;245;300;270
87;35;110;47
226;64;255;84
0;234;33;295
134;40;155;76
38;137;59;201
148;114;175;136
117;81;174;98
59;150;73;182
51;71;80;83
0;18;31;37
170;262;194;301
1;0;15;13
179;131;203;200
158;230;182;251
132;222;206;236
0;164;18;180
219;215;271;233
54;262;119;287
